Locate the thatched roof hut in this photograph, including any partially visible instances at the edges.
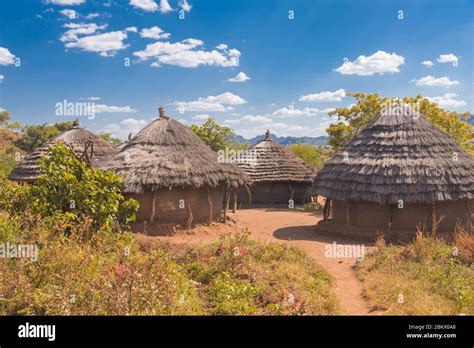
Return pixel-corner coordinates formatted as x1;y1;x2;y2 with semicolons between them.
235;130;315;204
99;107;249;226
9;120;118;183
309;104;474;241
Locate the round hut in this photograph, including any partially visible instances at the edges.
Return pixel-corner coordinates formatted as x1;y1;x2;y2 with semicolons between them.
309;104;474;242
99;107;249;226
236;130;315;204
9;119;118;183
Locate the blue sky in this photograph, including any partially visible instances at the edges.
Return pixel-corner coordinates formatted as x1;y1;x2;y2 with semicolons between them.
0;0;472;139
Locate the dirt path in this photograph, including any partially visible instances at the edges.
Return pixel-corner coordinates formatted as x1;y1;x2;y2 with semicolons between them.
231;207;374;315
136;206;375;315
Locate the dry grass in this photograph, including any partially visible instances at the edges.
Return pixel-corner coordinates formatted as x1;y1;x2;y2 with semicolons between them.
355;229;474;315
0;212;340;315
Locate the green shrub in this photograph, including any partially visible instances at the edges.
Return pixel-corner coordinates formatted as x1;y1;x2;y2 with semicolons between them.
2;143;138;232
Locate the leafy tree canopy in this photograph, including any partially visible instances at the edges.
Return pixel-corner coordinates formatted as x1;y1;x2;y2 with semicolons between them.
289;143;331;170
99;132;123;148
15;121;75;152
190;117;248;152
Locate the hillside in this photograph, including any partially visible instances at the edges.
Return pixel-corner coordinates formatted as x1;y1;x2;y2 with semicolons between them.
233;134;328;146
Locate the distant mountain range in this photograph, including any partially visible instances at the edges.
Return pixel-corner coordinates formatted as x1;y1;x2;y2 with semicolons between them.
467;115;474;126
232;134;328;146
230;114;472;147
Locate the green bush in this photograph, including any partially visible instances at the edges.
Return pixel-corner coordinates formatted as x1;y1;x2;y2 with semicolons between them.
2;143;138;232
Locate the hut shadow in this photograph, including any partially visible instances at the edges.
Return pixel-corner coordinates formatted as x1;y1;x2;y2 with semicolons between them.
273;225;376;245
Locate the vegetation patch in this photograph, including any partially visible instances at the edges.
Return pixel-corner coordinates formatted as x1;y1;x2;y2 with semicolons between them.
355;231;474;315
154;231;340;315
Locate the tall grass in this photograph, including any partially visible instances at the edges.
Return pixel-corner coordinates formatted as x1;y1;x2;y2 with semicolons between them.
355;227;474;315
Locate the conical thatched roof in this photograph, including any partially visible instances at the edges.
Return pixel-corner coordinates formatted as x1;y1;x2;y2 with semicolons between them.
9;121;118;182
309;104;474;204
99;109;249;194
235;130;315;183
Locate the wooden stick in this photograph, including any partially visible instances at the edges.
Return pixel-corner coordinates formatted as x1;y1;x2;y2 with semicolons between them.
289;184;295;201
232;189;237;213
465;199;473;232
431;201;437;236
323;198;328;220
149;191;157;223
246;185;252;205
186;199;193;228
207;187;213;225
223;188;230;221
388;205;394;231
346;200;350;226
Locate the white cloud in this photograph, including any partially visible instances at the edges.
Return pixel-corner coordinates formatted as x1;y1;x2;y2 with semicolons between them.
46;0;86;5
0;75;4;83
437;53;459;65
227;71;250;83
59;9;78;19
86;13;99;19
411;75;459;88
174;92;246;113
95;104;138;113
130;0;158;12
216;44;228;50
83;96;100;100
139;26;171;40
192;114;211;120
226;115;272;125
103;118;147;139
0;47;16;66
60;22;107;42
422;60;434;67
178;0;192;12
427;93;466;109
299;88;345;102
271;106;335;118
335;50;404;76
133;38;240;68
61;23;135;57
159;0;173;13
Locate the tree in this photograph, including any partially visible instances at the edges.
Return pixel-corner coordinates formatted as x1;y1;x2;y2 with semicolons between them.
0;110;11;125
99;132;123;148
29;143;139;230
327;93;474;154
190;117;247;152
289;143;331;170
15;121;75;152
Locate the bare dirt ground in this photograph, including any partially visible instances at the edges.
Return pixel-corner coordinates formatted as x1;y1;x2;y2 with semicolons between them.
134;205;376;315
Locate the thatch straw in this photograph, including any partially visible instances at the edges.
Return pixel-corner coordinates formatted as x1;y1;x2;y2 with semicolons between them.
309;104;474;204
99;109;249;193
9;123;118;182
235;130;315;183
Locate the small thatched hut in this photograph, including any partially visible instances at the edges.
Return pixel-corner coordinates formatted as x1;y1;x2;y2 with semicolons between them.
235;130;315;204
309;104;474;242
9;119;118;183
99;107;249;226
